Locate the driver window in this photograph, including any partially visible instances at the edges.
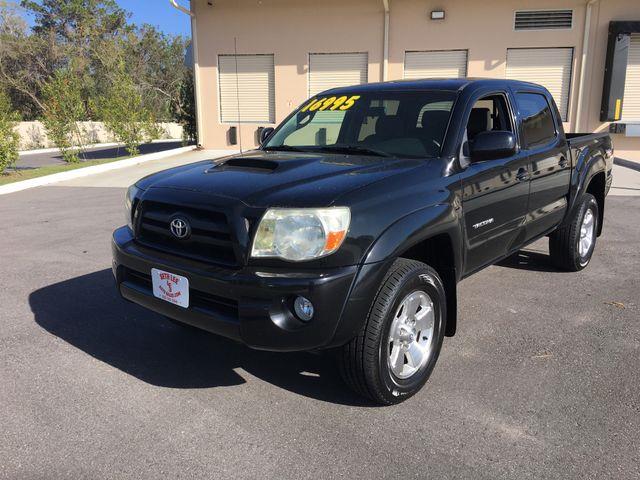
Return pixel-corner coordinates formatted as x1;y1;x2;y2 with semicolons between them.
460;94;513;166
357;100;400;141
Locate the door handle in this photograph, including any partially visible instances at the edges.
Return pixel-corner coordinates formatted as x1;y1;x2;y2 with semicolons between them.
559;156;569;169
516;168;529;182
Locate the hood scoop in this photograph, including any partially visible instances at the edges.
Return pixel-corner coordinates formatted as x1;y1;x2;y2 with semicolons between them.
218;157;279;172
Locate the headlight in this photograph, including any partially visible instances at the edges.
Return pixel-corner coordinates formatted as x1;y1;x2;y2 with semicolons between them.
125;185;142;230
251;207;351;261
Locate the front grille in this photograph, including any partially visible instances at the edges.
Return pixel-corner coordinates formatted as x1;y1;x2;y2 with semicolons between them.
136;201;238;267
123;268;239;320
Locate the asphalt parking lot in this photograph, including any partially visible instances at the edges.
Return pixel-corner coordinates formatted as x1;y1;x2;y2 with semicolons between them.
1;162;639;479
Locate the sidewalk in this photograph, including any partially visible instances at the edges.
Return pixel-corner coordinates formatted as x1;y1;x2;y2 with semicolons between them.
611;159;640;196
54;149;238;188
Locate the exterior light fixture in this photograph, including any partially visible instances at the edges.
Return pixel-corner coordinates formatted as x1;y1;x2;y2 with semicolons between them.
431;10;445;20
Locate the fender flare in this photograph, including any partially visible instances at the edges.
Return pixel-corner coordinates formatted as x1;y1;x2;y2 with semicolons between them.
567;148;607;232
329;204;462;346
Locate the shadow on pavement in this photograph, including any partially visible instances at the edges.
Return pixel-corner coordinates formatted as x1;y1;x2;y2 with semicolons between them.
29;269;370;407
497;249;564;273
68;140;187;161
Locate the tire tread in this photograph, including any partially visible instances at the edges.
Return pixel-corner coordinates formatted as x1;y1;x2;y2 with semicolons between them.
338;258;440;404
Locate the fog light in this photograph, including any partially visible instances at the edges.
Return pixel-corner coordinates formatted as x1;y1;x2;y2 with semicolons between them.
293;296;314;322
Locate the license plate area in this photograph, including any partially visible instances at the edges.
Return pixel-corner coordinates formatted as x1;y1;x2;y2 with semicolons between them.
151;268;189;308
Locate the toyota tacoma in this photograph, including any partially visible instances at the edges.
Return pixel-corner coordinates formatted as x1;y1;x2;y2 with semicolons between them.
112;79;613;404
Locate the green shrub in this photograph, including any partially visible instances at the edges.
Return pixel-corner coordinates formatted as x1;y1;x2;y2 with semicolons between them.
97;67;160;156
41;69;86;163
0;90;20;174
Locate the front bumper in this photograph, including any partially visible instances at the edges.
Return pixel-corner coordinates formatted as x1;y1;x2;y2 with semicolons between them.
112;226;358;351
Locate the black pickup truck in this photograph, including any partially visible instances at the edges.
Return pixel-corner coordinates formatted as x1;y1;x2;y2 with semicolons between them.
112;78;613;404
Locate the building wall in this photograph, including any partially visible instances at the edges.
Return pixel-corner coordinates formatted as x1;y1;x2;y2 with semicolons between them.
192;0;640;160
583;0;639;160
193;0;384;149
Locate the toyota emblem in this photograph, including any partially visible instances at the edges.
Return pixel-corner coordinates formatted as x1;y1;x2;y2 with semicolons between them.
170;217;191;239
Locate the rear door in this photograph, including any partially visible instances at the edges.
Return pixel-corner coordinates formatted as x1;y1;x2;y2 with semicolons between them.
459;92;530;275
512;91;571;240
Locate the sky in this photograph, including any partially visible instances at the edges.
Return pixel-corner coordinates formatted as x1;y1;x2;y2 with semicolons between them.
16;0;192;38
116;0;191;37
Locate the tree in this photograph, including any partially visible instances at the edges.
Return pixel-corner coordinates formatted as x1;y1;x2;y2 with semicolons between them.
21;0;129;45
122;25;189;121
0;1;52;118
177;70;197;144
0;88;19;174
1;0;190;127
97;63;160;156
41;68;86;162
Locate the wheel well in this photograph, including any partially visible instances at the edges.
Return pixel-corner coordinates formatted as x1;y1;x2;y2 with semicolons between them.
400;234;457;337
586;172;606;236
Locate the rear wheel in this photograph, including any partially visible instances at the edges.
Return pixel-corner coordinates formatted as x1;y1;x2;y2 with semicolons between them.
549;193;599;271
338;258;446;405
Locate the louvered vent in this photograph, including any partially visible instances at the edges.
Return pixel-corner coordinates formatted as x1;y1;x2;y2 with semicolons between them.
515;10;573;30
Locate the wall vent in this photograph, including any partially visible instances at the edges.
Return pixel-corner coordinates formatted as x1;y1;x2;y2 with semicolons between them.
515;10;573;30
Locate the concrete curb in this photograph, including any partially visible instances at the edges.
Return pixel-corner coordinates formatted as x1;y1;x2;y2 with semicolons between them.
1;146;195;196
18;139;183;156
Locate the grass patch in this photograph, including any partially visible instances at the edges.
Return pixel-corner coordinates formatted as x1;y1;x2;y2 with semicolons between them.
0;156;130;186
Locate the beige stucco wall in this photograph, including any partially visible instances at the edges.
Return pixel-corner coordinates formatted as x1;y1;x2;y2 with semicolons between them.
192;0;640;159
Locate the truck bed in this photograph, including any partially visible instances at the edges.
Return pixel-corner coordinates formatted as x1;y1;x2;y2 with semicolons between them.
566;132;611;148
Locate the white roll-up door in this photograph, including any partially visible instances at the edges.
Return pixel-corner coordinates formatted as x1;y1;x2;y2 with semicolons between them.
218;54;275;123
622;34;640;121
308;53;368;97
403;50;468;79
506;47;573;121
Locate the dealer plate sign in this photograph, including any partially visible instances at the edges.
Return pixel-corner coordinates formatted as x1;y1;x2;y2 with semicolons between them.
151;268;189;308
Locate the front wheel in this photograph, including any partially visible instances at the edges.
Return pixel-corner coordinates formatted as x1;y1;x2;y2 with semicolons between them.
549;193;599;271
338;259;446;405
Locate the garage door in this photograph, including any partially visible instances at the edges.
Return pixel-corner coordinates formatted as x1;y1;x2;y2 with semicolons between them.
622;34;640;121
308;53;368;97
218;54;275;123
403;50;468;79
506;47;573;121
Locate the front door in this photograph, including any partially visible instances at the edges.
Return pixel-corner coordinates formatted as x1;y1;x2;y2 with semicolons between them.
460;93;530;275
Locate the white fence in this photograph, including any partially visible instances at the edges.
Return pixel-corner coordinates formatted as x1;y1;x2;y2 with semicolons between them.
15;121;183;151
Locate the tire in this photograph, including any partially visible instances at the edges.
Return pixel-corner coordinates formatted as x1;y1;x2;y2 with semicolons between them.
338;258;446;405
549;193;599;272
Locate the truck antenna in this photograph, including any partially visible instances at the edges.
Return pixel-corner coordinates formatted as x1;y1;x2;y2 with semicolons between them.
234;37;243;154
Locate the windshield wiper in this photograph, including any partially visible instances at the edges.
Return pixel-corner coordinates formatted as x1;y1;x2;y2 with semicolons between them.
314;144;393;157
262;145;307;152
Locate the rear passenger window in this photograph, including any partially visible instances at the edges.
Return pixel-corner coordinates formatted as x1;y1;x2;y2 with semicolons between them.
516;93;556;148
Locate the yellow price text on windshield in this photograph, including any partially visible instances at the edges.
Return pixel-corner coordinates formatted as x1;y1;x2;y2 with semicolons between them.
300;95;361;113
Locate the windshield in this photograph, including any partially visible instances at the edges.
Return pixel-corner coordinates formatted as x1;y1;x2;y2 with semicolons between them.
262;90;456;158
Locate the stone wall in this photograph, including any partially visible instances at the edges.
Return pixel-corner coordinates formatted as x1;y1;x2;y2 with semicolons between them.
15;121;183;151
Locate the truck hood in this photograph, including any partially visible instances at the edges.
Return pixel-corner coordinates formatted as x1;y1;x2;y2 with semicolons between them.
138;150;424;207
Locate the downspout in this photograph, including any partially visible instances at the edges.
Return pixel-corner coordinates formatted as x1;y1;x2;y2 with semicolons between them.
382;0;390;81
575;0;600;132
170;0;204;147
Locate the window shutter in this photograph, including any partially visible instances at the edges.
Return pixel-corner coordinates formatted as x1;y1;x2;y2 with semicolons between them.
622;34;640;121
506;48;573;121
218;54;275;123
404;50;468;79
308;53;368;97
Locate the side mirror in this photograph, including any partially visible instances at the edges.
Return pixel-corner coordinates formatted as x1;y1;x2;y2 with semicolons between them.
470;131;516;162
260;127;275;145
